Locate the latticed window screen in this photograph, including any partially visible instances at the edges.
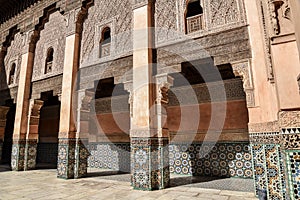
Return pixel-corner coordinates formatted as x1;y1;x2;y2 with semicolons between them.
186;0;204;34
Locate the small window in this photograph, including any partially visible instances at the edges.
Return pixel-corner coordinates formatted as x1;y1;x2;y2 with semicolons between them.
100;27;111;58
185;0;204;34
9;63;16;85
45;48;54;74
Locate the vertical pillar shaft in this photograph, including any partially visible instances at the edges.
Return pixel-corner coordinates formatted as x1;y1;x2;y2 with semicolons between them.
57;7;89;178
131;0;172;190
24;99;43;170
11;33;37;171
57;32;80;179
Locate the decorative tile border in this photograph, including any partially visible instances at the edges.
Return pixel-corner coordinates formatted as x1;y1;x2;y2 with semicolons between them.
169;142;252;178
286;150;300;200
282;128;300;150
11;139;26;171
249;132;281;144
57;138;76;179
251;144;287;199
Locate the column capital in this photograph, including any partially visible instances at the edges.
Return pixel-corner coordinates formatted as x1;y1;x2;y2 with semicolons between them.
155;74;173;105
155;74;174;90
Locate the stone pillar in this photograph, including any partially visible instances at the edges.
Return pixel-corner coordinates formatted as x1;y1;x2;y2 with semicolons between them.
0;106;9;162
131;0;173;189
57;8;87;179
24;99;43;170
74;90;93;179
11;31;38;171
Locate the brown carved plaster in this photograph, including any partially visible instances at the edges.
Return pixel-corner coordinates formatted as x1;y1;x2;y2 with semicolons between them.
248;121;279;133
279;111;300;128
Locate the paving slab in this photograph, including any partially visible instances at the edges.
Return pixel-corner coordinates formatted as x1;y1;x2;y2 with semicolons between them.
0;166;258;200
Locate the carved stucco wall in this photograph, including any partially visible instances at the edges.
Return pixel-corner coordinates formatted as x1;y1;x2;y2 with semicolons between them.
3;33;23;88
32;11;66;82
80;0;133;65
155;0;247;44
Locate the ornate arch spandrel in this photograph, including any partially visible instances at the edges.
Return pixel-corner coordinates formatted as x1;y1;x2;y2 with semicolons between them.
231;59;255;108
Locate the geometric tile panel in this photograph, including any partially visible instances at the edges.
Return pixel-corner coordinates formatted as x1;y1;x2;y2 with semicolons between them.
57;138;76;179
286;150;300;200
131;138;170;190
169;143;252;178
88;143;130;173
24;140;38;170
251;144;287;200
75;139;89;179
11;139;26;171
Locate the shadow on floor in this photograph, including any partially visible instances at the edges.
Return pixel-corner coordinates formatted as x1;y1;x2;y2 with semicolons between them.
86;170;129;178
170;175;255;192
170;176;225;187
86;169;254;192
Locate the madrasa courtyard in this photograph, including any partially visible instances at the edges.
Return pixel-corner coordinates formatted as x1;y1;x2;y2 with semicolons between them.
0;0;300;199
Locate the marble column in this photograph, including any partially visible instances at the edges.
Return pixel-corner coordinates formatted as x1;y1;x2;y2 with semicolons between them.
24;99;43;170
74;90;93;179
0;106;9;162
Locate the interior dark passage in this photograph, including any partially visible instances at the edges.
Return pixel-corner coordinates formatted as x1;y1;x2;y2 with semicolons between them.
1;101;16;165
36;91;60;169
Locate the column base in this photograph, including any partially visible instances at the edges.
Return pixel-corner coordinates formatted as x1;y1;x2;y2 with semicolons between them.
24;140;38;170
11;139;26;171
131;137;170;190
57;138;76;179
74;139;89;179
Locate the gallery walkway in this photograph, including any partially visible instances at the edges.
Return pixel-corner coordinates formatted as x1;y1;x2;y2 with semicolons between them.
0;166;258;200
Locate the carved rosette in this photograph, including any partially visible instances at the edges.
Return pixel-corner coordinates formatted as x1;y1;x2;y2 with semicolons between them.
231;60;255;108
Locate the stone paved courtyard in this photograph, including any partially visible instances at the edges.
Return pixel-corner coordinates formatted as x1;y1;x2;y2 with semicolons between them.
0;166;258;200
